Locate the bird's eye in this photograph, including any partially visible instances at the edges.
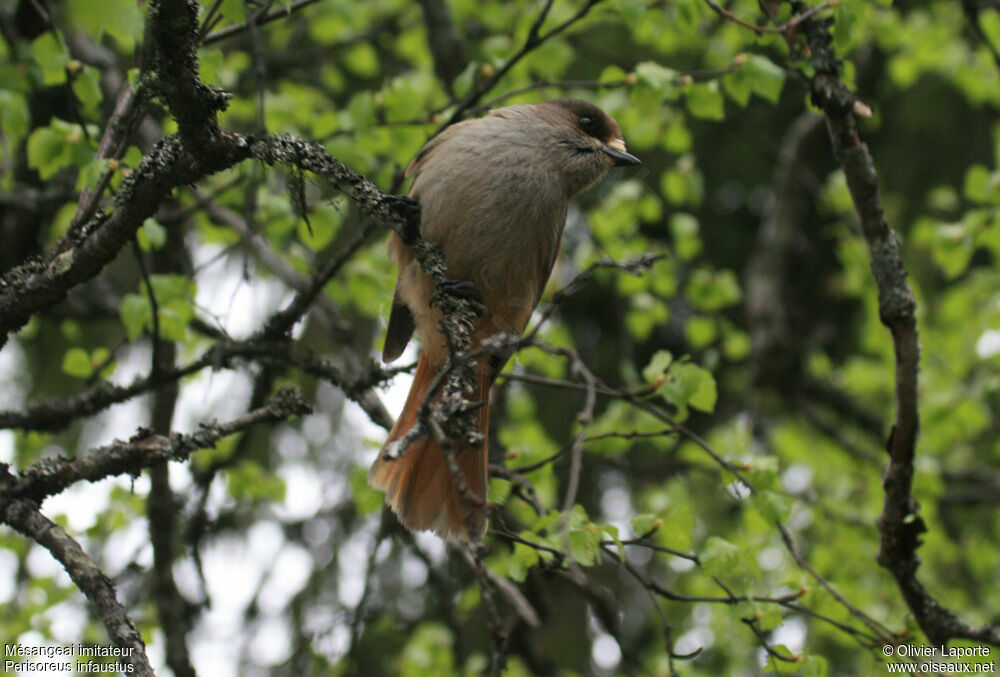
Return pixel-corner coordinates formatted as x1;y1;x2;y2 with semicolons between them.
579;116;595;130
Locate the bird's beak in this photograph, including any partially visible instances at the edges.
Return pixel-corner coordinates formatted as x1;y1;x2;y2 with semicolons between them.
601;138;641;166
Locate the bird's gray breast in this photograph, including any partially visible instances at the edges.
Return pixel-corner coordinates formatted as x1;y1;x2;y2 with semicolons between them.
414;146;568;306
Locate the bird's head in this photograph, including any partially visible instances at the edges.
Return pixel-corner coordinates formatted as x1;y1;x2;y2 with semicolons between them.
526;98;641;195
548;98;641;166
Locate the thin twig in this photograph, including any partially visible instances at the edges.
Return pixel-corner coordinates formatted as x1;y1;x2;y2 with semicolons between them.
9;387;311;503
200;0;324;46
438;0;606;130
702;0;837;35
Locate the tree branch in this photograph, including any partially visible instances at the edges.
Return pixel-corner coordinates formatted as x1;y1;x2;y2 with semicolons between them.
416;0;467;92
149;0;234;167
0;137;219;349
0;336;397;433
200;0;324;46
797;1;1000;647
7;386;310;503
0;490;154;676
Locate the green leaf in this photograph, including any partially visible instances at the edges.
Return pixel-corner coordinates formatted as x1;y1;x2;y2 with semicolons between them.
688;367;717;412
723;325;751;361
568;525;601;566
744;55;786;103
26;127;66;180
508;542;541;582
700;536;740;577
746;455;779;490
635;61;678;94
670;213;702;260
831;3;859;49
219;0;246;23
30;33;68;86
343;43;379;78
659;361;717;415
67;0;144;47
137;220;168;251
687;269;741;310
226;461;285;501
119;294;151;341
965;165;1000;205
72;66;103;114
658;502;694;552
61;348;93;378
631;513;661;536
733;600;760;622
399;624;455;676
488;478;511;506
61;319;82;343
451;62;478;99
674;0;709;31
599;65;628;84
758;604;784;631
922;217;977;279
642;350;673;384
685;82;725;121
723;62;753;107
150;274;197;304
754;490;793;523
660;158;704;206
802;655;828;677
615;0;647;29
0;91;30;140
349;466;384;516
158;299;195;341
198;50;225;89
27;120;96;180
686;316;717;349
767;645;803;673
76;158;108;192
663;120;692;153
601;524;625;562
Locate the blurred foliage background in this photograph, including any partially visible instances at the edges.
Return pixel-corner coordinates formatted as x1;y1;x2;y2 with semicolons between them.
2;0;1000;675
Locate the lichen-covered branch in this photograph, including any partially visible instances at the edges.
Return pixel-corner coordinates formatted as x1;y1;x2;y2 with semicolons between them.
0;491;154;677
7;386;310;504
0;338;395;433
251;134;421;243
0;138;213;349
148;0;234;167
794;1;1000;648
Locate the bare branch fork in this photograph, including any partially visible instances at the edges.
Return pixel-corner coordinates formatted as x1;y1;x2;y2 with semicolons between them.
490;328;899;648
696;0;999;649
0;338;399;433
6;387;310;504
791;0;1000;649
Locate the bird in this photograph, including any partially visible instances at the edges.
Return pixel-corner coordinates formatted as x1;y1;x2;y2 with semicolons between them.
368;98;640;541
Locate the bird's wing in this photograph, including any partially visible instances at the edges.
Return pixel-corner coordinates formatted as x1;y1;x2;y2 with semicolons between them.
382;295;415;363
404;118;478;179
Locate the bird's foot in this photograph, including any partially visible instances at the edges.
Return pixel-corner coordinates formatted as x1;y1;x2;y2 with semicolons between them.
437;279;485;314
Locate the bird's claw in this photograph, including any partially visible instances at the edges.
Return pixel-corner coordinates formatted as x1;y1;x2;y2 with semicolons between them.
438;279;485;311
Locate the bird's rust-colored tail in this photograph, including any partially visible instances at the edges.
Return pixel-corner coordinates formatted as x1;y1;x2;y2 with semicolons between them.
368;352;489;541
